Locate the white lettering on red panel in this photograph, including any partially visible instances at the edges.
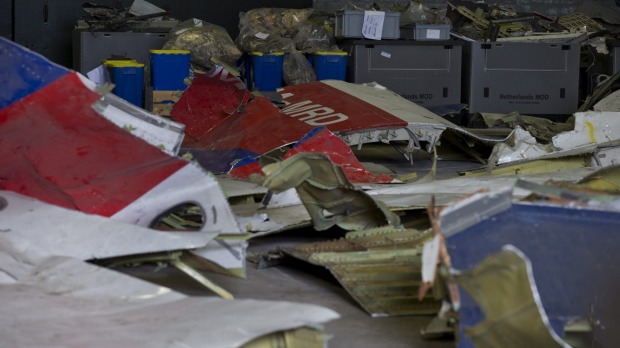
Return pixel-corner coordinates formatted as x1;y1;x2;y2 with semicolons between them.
281;100;349;126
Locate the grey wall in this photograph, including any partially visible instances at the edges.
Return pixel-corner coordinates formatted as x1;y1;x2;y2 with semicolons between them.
13;0;312;68
0;0;12;39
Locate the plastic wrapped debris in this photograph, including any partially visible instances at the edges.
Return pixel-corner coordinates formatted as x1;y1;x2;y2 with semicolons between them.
236;8;314;53
400;1;449;26
293;21;338;53
163;19;242;69
236;30;294;53
283;49;316;86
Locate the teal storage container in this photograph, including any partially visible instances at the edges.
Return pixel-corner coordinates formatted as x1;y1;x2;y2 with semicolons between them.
251;52;284;91
150;50;191;91
104;60;145;107
312;51;347;80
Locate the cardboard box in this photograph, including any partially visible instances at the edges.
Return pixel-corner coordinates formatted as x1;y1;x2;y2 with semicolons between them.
151;90;182;117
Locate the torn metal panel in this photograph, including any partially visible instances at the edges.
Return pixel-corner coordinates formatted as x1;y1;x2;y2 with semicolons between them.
489;111;620;165
438;187;513;238
171;67;251;144
0;191;214;261
110;163;242;234
96;250;236;300
0;190;242;297
491;126;555;164
285;226;442;316
184;78;505;179
0;252;339;348
233;202;312;236
287;227;432;263
260;153;400;231
456;245;570;348
577;164;620;192
329;262;442;317
0;37;69;108
190;237;248;279
515;179;620;210
91;92;185;156
0;37;245;275
279;80;505;148
593;88;620;112
465;155;593;177
596;145;620;167
442;190;620;347
284;227;442;316
368;167;598;210
229;127;395;183
218;176;311;236
243;327;331;348
579;69;620;112
479;112;573;144
0;55;176;216
553;111;620;150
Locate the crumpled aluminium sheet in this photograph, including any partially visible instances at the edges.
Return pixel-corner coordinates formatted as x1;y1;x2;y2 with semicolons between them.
442;190;620;348
183;79;506;182
0;37;245;275
368;167;598;209
0;190;339;347
0;190;215;261
260;152;401;231
492;111;620;165
0;253;339;348
0;37;240;233
456;245;570;348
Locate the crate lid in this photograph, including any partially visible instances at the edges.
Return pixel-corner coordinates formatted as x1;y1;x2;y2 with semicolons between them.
150;49;191;55
251;52;285;56
313;51;348;56
103;60;145;68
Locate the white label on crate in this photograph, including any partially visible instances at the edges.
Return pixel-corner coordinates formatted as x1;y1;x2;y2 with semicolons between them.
255;32;270;39
380;51;391;58
427;29;441;39
362;11;385;40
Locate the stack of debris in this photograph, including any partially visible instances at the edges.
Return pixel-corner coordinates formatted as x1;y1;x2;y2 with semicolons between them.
5;1;620;346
